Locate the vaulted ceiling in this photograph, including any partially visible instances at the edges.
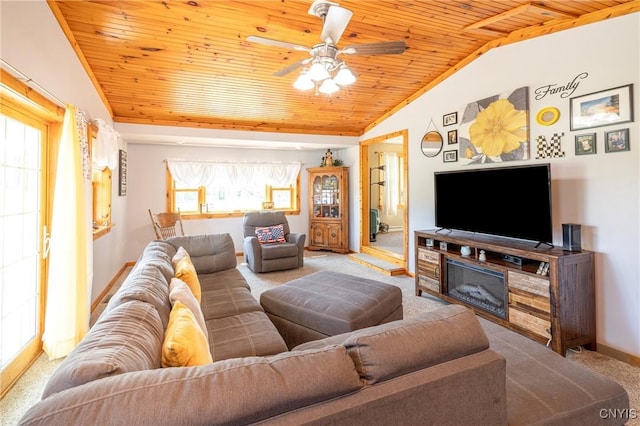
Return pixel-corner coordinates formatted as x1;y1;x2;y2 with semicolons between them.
48;1;638;137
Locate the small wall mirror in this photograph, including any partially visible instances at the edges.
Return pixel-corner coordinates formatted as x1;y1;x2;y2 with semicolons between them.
421;131;443;157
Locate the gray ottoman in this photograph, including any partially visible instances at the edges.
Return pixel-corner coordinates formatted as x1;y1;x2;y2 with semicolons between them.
260;271;403;348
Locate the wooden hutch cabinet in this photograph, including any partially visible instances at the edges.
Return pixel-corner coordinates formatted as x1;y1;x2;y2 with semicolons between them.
307;166;349;253
414;229;596;356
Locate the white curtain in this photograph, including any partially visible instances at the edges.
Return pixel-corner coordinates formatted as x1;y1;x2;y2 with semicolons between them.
92;118;119;171
383;152;399;216
167;161;301;187
168;162;219;187
43;105;92;359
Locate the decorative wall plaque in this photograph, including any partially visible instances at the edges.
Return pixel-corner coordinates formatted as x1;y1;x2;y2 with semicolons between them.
118;149;127;196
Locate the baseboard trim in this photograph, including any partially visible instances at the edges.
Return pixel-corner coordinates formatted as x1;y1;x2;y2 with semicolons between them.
90;262;136;313
596;343;640;367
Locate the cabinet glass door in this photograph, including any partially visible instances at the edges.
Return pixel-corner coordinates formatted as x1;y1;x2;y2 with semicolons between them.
312;174;340;219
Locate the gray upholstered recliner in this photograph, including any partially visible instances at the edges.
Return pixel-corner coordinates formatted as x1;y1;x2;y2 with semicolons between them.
242;211;306;273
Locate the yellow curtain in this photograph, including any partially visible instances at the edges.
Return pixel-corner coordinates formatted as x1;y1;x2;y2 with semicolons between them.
43;105;91;359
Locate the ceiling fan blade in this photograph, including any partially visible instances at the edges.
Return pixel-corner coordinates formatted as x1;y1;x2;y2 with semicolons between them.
273;58;310;77
321;5;353;44
341;41;406;55
247;35;309;52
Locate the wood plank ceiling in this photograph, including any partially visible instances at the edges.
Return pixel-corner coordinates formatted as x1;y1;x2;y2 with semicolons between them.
48;0;639;137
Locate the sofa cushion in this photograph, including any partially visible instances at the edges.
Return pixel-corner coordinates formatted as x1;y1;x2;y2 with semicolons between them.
260;242;299;260
106;256;173;329
169;278;208;342
294;304;489;385
42;300;163;398
138;240;176;282
201;287;263;320
174;257;202;302
255;224;286;243
205;311;288;362
166;233;237;274
480;318;631;425
162;301;213;368
199;268;250;292
20;346;361;426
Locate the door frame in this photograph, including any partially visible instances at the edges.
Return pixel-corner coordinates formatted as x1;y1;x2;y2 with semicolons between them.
359;130;409;271
0;69;63;398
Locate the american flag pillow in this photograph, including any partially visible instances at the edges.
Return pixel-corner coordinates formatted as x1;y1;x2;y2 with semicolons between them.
255;224;286;244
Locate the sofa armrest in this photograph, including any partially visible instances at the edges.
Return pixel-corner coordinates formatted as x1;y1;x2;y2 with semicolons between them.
286;232;305;247
287;233;306;267
243;236;262;272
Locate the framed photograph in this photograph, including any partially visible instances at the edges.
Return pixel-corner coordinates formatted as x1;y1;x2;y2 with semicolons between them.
443;150;458;163
569;84;634;130
443;112;458;126
604;128;630;153
118;149;127;196
575;133;596;155
447;129;458;144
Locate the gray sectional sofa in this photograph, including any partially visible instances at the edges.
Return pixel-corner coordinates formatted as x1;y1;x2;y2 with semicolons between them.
19;234;629;425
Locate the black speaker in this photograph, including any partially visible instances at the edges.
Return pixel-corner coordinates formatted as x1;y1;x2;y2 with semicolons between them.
562;223;582;251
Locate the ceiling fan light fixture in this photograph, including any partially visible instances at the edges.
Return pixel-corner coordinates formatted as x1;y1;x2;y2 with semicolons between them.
308;62;330;81
293;72;314;91
334;65;356;86
319;78;339;95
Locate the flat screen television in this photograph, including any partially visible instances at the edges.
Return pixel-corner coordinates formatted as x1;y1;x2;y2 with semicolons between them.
434;163;552;244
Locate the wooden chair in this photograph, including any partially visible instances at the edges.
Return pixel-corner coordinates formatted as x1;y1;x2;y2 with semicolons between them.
148;209;185;239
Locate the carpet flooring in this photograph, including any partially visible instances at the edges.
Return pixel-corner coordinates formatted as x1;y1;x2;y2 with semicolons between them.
2;251;638;425
370;230;403;255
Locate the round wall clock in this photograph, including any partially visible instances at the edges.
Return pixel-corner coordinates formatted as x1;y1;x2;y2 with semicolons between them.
536;107;560;126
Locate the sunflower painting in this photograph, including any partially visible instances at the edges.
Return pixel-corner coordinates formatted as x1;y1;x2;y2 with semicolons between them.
458;86;530;165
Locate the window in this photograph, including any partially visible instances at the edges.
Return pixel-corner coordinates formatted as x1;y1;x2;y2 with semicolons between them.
166;162;300;216
88;123;112;239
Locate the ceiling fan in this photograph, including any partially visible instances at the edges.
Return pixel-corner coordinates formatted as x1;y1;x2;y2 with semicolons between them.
247;0;406;95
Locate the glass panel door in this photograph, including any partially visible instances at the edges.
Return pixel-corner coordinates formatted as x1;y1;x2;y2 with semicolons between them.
0;110;47;396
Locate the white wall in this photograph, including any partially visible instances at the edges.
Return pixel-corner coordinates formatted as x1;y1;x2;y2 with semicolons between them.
125;143;335;260
1;0;124;303
361;13;640;357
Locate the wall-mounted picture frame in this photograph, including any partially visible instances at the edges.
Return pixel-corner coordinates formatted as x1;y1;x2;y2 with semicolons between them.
575;133;596;155
604;128;630;153
447;129;458;144
118;149;127;196
443;150;458;163
569;84;634;130
443;112;458;126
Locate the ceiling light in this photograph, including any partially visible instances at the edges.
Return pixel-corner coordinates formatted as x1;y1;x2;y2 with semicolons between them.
334;65;356;86
319;78;339;95
308;62;330;81
292;47;357;95
293;71;314;91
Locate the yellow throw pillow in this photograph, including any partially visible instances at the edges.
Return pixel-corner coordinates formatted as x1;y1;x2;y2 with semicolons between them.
174;257;201;303
169;277;208;344
171;246;191;269
162;301;212;368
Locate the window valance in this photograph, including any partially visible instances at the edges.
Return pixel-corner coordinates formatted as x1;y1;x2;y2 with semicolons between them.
92;118;119;171
167;161;301;188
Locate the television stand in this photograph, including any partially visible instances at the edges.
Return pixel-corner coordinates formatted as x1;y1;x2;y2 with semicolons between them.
414;229;595;356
